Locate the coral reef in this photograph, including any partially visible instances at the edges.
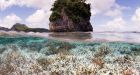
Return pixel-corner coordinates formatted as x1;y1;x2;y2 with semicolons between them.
0;35;139;75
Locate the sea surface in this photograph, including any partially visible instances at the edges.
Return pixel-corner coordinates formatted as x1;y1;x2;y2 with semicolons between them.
0;31;140;75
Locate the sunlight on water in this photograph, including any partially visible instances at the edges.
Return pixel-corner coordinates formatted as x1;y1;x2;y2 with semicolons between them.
0;31;139;75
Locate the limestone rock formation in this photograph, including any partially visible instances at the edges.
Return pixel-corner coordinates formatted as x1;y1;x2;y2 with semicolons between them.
49;0;93;32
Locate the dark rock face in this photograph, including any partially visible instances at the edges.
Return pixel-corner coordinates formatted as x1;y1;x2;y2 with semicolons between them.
49;10;93;32
0;27;10;31
49;0;93;32
26;28;49;32
11;23;49;32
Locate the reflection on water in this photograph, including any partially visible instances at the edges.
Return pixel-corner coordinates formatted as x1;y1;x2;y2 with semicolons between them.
47;32;140;43
0;31;140;43
49;32;92;41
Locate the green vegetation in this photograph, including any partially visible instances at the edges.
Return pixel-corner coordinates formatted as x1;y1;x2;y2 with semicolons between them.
14;25;29;31
49;0;91;23
50;11;61;21
11;23;49;32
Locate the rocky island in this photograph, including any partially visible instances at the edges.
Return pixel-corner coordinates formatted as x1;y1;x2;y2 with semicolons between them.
49;0;93;32
11;23;49;32
0;26;10;31
0;23;49;32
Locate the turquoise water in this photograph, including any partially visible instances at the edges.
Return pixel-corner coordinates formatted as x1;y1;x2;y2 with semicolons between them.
0;34;139;75
0;35;140;55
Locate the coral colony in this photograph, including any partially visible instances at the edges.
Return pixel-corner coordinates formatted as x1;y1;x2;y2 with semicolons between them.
0;32;139;75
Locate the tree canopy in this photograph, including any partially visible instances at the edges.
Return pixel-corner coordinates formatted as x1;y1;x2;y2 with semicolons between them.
49;0;91;23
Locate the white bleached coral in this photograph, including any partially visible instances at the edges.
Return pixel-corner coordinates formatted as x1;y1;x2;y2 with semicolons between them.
0;35;139;75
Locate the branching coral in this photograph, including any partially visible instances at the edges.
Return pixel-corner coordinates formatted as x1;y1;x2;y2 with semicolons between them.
0;36;139;75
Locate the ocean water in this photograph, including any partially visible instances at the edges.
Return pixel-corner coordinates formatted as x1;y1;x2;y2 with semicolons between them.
0;32;140;75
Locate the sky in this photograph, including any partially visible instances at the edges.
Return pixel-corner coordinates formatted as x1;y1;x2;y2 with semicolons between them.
0;0;140;32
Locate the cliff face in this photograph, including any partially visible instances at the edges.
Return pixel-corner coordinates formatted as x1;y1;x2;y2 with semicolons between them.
49;0;93;32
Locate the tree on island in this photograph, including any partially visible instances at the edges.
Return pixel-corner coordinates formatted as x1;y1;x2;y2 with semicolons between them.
49;0;93;32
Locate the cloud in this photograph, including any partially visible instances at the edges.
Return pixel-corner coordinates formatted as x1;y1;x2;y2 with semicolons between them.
26;10;50;29
0;0;16;10
87;0;116;15
105;17;126;31
95;17;126;31
105;9;122;17
26;10;47;23
105;4;130;18
0;0;55;29
0;19;1;23
98;7;140;32
0;14;22;28
87;0;129;18
86;0;131;31
0;0;130;31
18;0;55;11
92;0;115;10
104;4;124;17
0;0;55;11
1;0;126;17
132;8;140;25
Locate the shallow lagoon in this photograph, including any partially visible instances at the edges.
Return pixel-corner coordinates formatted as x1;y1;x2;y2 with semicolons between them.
0;32;140;75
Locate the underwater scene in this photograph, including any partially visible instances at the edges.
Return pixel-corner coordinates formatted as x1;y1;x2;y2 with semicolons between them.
1;0;140;75
0;32;139;75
